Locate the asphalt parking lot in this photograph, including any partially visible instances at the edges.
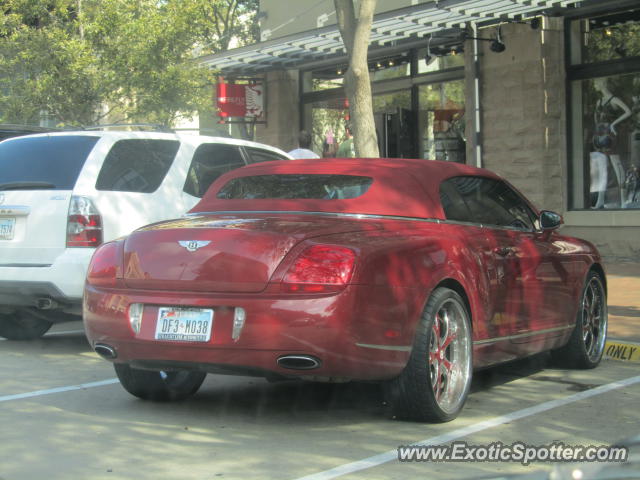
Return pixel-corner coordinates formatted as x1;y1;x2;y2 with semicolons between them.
0;319;638;480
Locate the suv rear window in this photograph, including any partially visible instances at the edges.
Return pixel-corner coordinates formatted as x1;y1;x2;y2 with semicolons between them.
96;139;179;193
0;136;99;190
217;174;373;200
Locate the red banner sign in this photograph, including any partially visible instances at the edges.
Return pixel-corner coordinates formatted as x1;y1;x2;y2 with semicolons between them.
216;83;264;118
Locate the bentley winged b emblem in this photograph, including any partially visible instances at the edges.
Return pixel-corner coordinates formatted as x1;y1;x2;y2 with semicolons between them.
178;240;211;252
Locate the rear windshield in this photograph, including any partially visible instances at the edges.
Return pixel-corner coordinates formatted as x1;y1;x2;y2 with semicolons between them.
216;174;373;200
0;136;99;190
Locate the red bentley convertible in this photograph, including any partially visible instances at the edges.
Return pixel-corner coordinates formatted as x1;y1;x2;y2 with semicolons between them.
83;158;607;422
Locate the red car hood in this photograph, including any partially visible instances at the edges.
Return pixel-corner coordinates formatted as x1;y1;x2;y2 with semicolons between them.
123;214;379;293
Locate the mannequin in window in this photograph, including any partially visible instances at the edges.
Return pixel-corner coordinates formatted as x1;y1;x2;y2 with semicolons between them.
590;77;631;208
627;77;640;205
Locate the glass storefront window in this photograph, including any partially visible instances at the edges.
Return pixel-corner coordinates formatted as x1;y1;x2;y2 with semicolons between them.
418;80;465;162
369;57;410;82
304;98;349;158
373;91;413;157
416;47;465;75
303;54;411;93
570;12;640;65
311;75;344;92
569;8;640;210
571;73;640;209
302;48;465;160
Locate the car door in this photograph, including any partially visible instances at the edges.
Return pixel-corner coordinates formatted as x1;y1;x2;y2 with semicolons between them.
452;177;569;340
439;179;512;342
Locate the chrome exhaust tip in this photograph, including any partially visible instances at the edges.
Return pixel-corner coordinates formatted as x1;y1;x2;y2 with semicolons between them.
94;343;117;360
277;355;321;370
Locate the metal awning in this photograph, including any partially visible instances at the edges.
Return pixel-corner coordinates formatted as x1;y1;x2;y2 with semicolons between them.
198;0;582;75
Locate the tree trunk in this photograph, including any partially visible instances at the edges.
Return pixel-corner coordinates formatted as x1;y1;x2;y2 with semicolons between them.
334;0;379;158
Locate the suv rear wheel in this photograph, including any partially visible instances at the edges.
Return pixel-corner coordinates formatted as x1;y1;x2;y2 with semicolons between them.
0;309;53;340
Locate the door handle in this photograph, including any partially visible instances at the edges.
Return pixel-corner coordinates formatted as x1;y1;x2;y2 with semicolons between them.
493;247;514;257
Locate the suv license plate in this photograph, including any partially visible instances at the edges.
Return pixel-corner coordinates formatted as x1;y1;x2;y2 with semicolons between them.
0;218;15;240
155;307;213;342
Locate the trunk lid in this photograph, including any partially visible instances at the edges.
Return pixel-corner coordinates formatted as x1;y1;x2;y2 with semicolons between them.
123;214;378;293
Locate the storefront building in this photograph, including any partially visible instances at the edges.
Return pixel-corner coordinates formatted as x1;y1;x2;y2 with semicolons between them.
200;0;640;260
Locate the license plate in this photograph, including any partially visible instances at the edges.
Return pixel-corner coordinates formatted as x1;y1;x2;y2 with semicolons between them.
0;217;15;240
155;307;214;342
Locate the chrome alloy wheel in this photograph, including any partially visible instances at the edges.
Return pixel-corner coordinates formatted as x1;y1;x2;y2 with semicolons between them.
428;297;472;415
581;275;607;363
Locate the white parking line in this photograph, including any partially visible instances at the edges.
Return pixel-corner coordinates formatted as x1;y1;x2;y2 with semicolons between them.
0;379;119;403
294;374;640;480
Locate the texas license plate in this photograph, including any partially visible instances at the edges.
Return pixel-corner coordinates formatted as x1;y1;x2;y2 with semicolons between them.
155;307;214;342
0;217;15;240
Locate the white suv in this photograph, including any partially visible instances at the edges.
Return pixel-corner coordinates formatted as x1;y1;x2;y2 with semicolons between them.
0;130;290;339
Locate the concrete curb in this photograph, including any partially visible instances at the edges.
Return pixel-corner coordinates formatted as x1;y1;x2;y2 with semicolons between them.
604;339;640;363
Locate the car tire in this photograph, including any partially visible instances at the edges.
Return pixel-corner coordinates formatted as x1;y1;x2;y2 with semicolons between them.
552;271;607;369
114;364;206;401
386;287;473;423
0;309;53;340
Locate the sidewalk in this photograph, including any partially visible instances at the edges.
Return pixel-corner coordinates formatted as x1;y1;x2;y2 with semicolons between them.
603;260;640;362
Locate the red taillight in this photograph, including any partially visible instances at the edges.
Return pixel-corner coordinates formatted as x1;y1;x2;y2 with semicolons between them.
67;196;103;247
281;245;356;293
86;241;123;288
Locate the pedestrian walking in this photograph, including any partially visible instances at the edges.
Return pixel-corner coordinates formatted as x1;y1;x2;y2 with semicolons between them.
288;130;320;159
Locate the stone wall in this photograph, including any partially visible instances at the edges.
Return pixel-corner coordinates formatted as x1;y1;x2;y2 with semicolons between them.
474;20;566;214
254;70;300;152
561;226;640;261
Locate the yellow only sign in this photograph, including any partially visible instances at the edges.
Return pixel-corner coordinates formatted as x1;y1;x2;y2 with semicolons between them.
604;341;640;363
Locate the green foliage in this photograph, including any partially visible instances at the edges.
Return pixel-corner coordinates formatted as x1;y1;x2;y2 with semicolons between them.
584;24;640;64
0;0;257;126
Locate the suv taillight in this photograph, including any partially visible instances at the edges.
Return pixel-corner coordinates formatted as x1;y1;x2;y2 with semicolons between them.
86;240;123;287
281;245;356;293
67;196;103;247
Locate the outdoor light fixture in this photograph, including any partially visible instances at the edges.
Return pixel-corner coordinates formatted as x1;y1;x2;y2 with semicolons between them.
490;28;506;53
464;27;506;54
424;35;437;65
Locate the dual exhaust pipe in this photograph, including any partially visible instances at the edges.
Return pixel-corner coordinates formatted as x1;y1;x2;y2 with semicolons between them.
94;343;117;359
94;346;320;371
277;355;321;370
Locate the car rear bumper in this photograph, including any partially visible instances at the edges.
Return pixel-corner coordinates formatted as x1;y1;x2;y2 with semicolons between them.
83;284;418;381
0;248;94;309
0;280;74;307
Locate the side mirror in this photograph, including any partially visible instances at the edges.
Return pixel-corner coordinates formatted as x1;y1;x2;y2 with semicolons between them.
539;210;563;230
